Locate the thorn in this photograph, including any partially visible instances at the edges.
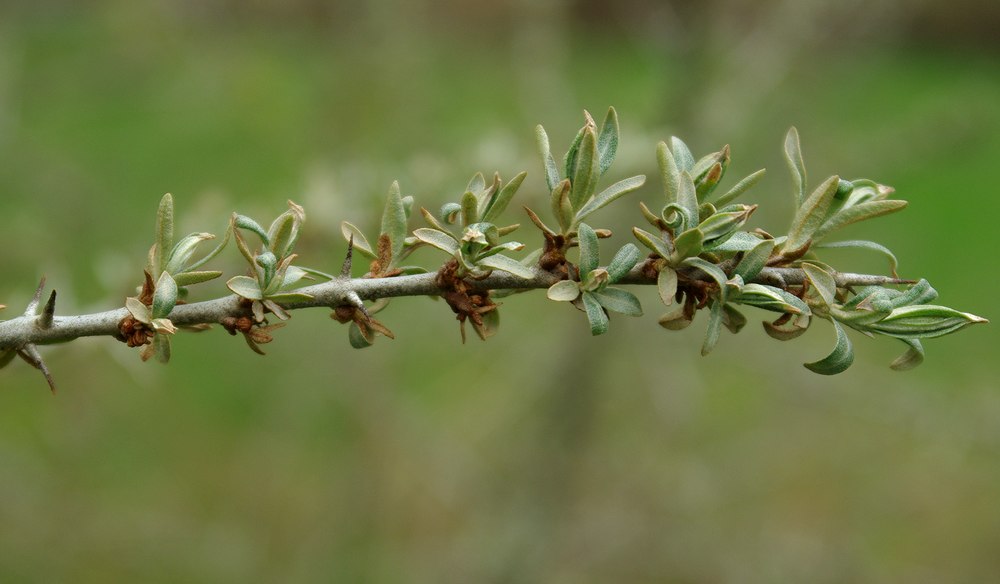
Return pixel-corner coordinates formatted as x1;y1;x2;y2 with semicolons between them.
341;235;354;278
344;291;371;321
17;344;57;393
24;276;47;316
37;290;57;330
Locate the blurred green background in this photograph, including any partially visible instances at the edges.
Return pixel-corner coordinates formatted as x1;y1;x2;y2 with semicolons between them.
1;1;998;581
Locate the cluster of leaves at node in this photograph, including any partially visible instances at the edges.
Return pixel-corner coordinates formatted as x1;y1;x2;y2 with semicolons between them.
3;106;986;387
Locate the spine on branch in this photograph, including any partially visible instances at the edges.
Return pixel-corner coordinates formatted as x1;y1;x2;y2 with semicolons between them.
0;107;987;391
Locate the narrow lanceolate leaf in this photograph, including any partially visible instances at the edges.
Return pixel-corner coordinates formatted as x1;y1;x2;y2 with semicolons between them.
232;224;256;265
547;280;581;302
165;233;215;274
477;253;536;279
784;175;840;255
267;211;297;258
582;291;610;336
570;127;599;210
713;168;766;207
658;267;678;305
171;270;223;287
227;276;263;300
677;171;699;232
802;262;837;308
670;137;695;172
682;257;730;302
701;300;724;356
890;338;925;371
483;171;527;224
867;305;988;339
784;127;807;206
811;199;908;241
233;214;270;245
461;190;479;227
551;179;574;232
657;141;680;205
736;284;811;316
381;181;408;261
672;228;704;263
606;243;641;283
734;239;775;281
152;272;178;319
412;228;460;255
814;240;899;278
577;223;600;275
722;304;747;334
633;227;671;258
574;175;646;224
536;125;561;191
597;107;620;175
155;193;175;276
340;222;376;259
592;287;643;316
804;320;854;375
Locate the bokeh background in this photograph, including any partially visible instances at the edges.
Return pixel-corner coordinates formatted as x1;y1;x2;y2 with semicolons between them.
1;1;998;581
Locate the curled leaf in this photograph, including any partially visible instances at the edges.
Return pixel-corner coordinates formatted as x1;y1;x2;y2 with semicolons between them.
804;320;854;375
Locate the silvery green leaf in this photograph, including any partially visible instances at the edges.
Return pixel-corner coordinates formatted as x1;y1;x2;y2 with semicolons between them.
348;321;374;349
172;270;223;287
658;266;678;305
706;231;766;253
694;162;724;199
712;168;766;207
574;174;646;224
340;222;376;259
697;205;756;243
581;268;609;292
570;126;599;210
152;272;177;319
813;240;899;278
784;175;840;255
868;305;988;339
277;264;309;290
734;239;775;281
593;287;642;316
889;339;924;371
682;257;729;302
477;253;535;279
701;300;723;355
255;250;277;288
483;171;526;224
889;279;937;308
722;303;747;334
476;241;526;259
802;262;837;308
227;276;263;300
155;193;174;276
661;203;695;233
632;227;670;258
461;190;479;227
535;125;561;191
234;214;270;245
784;127;807;206
563;120;588;181
381;181;407;260
150;334;171;364
670;137;695;172
607;243;640;283
671;228;704;263
165;232;215;274
420;206;451;233
261;299;290;321
126;297;152;325
467;172;486;195
597;107;619;175
582;291;609;336
577;223;600;275
413;228;460;255
268;213;296;259
812;200;908;242
439;202;462;225
736;283;810;316
677;171;699;232
547;280;581;302
804;320;854;375
657;141;680;205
